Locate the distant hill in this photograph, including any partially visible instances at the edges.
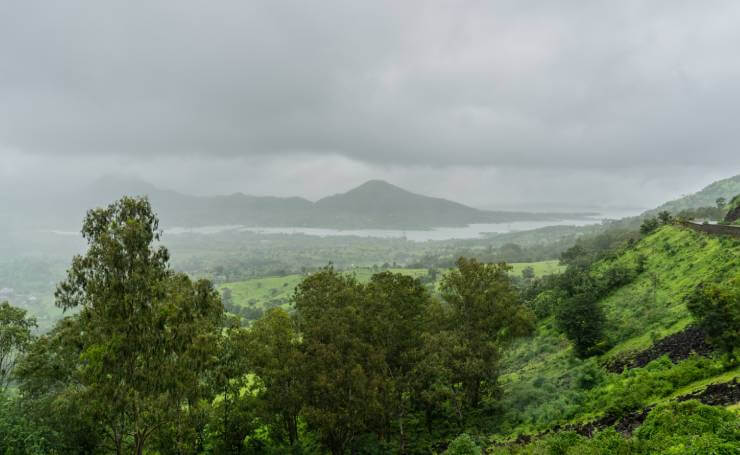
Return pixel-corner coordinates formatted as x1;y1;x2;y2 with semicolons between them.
45;177;591;230
312;180;581;228
647;174;740;215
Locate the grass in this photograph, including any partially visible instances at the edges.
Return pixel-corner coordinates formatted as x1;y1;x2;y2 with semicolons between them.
219;261;564;310
493;226;740;439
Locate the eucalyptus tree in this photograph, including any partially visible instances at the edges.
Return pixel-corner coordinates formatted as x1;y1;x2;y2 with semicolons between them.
51;196;223;455
0;301;36;391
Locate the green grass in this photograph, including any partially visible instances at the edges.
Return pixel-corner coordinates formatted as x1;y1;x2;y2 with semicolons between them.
508;260;565;277
493;226;740;439
219;261;564;311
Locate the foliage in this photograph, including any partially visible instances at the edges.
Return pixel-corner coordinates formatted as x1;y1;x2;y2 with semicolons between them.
657;211;673;225
490;400;738;454
639;218;660;235
0;301;36;390
0;392;56;455
686;276;740;359
5;195;739;454
493;225;739;439
439;258;535;407
649;174;740;215
246;308;304;446
444;433;482;455
633;400;740;453
553;267;607;358
20;197;224;455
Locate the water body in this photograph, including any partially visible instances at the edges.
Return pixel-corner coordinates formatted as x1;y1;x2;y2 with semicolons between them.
49;210;643;242
163;217;614;242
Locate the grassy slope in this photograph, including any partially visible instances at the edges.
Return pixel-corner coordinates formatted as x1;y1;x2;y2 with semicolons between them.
494;225;739;439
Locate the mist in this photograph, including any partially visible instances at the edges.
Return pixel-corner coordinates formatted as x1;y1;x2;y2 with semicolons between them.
2;0;739;213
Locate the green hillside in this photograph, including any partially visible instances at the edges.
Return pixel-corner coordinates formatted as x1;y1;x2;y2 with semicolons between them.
488;225;739;449
649;174;740;215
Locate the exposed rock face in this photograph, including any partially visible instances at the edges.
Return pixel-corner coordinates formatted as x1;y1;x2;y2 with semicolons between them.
724;204;740;223
604;326;713;373
677;378;740;406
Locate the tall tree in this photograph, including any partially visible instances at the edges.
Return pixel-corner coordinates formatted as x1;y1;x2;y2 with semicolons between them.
246;308;304;447
292;268;385;455
205;318;259;454
361;272;432;449
0;301;36;391
53;196;223;455
554;267;606;358
439;257;534;407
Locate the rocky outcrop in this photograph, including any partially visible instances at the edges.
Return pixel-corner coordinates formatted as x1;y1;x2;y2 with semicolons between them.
604;326;713;373
724;204;740;223
677;378;740;406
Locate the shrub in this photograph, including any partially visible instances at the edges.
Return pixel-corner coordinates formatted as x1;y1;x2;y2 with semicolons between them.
685;277;740;359
634;400;740;453
555;292;605;358
445;433;482;455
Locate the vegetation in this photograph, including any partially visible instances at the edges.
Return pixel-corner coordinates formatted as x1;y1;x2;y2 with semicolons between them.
0;192;737;454
0;301;36;390
686;277;739;360
491;400;739;454
648;174;740;216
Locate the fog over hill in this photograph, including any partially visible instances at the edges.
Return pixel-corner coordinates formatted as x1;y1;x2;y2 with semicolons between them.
29;176;591;230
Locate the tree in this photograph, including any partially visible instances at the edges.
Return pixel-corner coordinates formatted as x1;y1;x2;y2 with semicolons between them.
0;301;36;391
361;272;432;450
439;258;534;407
556;293;606;358
554;267;606;358
14;316;103;453
686;278;739;360
292;268;385;455
222;287;234;306
657;210;673;225
640;217;660;235
716;197;727;209
246;308;304;447
205;318;259;454
52;196;223;454
521;266;535;280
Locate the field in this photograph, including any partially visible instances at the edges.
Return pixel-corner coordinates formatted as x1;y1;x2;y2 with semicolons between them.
219;261;565;311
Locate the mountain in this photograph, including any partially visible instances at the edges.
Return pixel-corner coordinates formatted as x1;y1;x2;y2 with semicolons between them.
313;180;584;228
314;180;484;228
38;177;589;230
647;174;740;215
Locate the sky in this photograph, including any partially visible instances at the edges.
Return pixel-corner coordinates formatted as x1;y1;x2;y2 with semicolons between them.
2;0;740;211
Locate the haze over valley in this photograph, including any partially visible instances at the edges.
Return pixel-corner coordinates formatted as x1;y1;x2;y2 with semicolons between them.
1;2;739;454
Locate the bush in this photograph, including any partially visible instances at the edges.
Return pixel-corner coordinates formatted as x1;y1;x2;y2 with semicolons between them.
686;277;739;359
555;292;605;358
445;433;482;455
639;218;660;235
488;401;738;454
634;400;740;453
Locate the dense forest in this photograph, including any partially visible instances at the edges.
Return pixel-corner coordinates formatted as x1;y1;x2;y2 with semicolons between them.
1;194;738;454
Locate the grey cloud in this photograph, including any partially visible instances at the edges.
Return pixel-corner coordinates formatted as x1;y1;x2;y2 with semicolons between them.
2;0;740;170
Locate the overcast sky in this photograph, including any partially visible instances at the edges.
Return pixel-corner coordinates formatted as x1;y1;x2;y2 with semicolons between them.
2;0;739;211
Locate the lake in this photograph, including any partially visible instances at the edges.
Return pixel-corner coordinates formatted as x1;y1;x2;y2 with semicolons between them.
163;217;614;242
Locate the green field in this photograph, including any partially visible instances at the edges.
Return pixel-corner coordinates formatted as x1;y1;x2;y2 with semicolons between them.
219;261;565;312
